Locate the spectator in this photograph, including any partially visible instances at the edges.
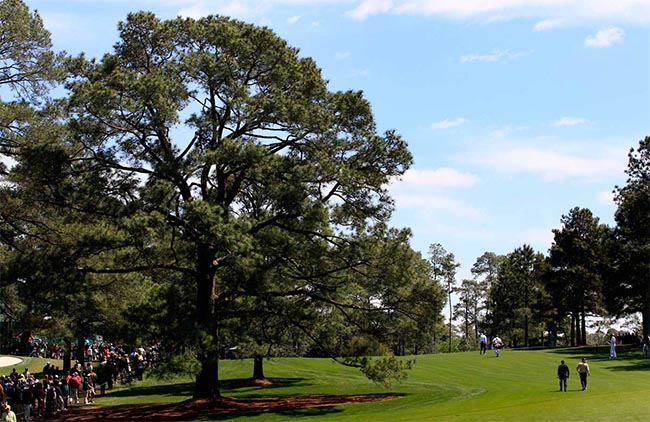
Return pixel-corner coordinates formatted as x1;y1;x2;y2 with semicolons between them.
1;404;16;422
53;378;65;413
44;380;55;418
576;358;590;391
84;373;95;404
557;360;569;392
68;372;81;404
22;379;32;422
609;334;617;359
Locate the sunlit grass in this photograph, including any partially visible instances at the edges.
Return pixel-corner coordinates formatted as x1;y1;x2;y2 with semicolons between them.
2;345;648;421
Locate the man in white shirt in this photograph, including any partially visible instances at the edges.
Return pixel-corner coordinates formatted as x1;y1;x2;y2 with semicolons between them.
479;333;487;355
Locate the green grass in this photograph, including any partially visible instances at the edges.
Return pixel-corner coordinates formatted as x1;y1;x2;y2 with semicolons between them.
2;346;648;421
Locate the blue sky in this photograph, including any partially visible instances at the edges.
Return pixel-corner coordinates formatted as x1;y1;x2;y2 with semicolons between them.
27;0;649;282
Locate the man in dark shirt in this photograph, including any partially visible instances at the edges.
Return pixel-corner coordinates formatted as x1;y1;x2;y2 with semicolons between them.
557;360;569;391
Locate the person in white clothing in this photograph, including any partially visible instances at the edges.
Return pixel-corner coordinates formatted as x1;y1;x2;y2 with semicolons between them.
609;334;617;359
492;336;503;357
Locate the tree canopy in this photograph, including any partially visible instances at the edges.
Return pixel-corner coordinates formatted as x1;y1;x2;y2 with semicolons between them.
606;137;650;338
60;12;427;397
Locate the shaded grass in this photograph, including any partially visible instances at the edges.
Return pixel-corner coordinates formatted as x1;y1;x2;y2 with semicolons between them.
2;346;648;421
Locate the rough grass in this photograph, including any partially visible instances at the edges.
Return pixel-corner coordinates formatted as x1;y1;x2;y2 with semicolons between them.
3;345;649;421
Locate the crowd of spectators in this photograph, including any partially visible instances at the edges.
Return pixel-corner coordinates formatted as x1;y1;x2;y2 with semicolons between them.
0;342;159;420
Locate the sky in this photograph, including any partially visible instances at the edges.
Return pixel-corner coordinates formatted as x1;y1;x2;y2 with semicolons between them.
25;0;650;283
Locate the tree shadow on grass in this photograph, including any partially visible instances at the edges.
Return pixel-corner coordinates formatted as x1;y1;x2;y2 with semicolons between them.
107;377;312;400
549;347;650;371
106;382;195;398
549;346;608;358
551;346;629;361
220;377;311;392
604;361;650;371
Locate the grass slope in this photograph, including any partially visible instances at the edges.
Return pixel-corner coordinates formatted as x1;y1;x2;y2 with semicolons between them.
217;346;650;422
2;347;648;421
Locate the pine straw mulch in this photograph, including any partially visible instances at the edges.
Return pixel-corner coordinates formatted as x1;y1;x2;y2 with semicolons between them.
47;379;400;421
50;395;397;421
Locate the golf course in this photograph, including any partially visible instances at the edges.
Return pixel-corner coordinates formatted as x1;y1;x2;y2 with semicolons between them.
4;345;648;421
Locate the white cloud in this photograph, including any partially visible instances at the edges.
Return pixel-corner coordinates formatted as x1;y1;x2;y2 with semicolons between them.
287;15;300;24
178;1;261;19
178;4;210;18
478;146;625;182
552;117;591;126
388;167;483;221
533;18;564;31
346;0;393;20
400;168;481;187
585;27;626;47
431;117;467;129
336;51;351;59
344;0;650;24
393;193;483;220
104;0;650;25
459;49;532;64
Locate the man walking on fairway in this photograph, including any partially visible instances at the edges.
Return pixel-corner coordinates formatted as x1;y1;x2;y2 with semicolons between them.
479;333;487;355
576;358;590;390
557;360;569;391
492;335;503;357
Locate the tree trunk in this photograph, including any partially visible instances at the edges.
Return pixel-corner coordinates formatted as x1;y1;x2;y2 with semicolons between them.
570;313;576;347
448;287;452;353
19;331;31;356
76;340;86;366
524;289;529;348
195;357;219;398
253;355;265;380
524;314;529;348
63;337;72;372
641;290;650;340
575;313;583;345
193;247;220;399
580;309;587;346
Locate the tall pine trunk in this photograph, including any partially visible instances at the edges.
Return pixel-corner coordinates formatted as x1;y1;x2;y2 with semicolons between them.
75;340;86;367
193;247;220;399
575;312;583;346
195;357;219;398
570;312;576;347
641;290;650;340
524;314;529;348
448;286;452;353
581;308;587;346
63;337;72;372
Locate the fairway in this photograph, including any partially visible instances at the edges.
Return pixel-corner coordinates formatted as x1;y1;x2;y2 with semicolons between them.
2;347;647;421
214;346;649;422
